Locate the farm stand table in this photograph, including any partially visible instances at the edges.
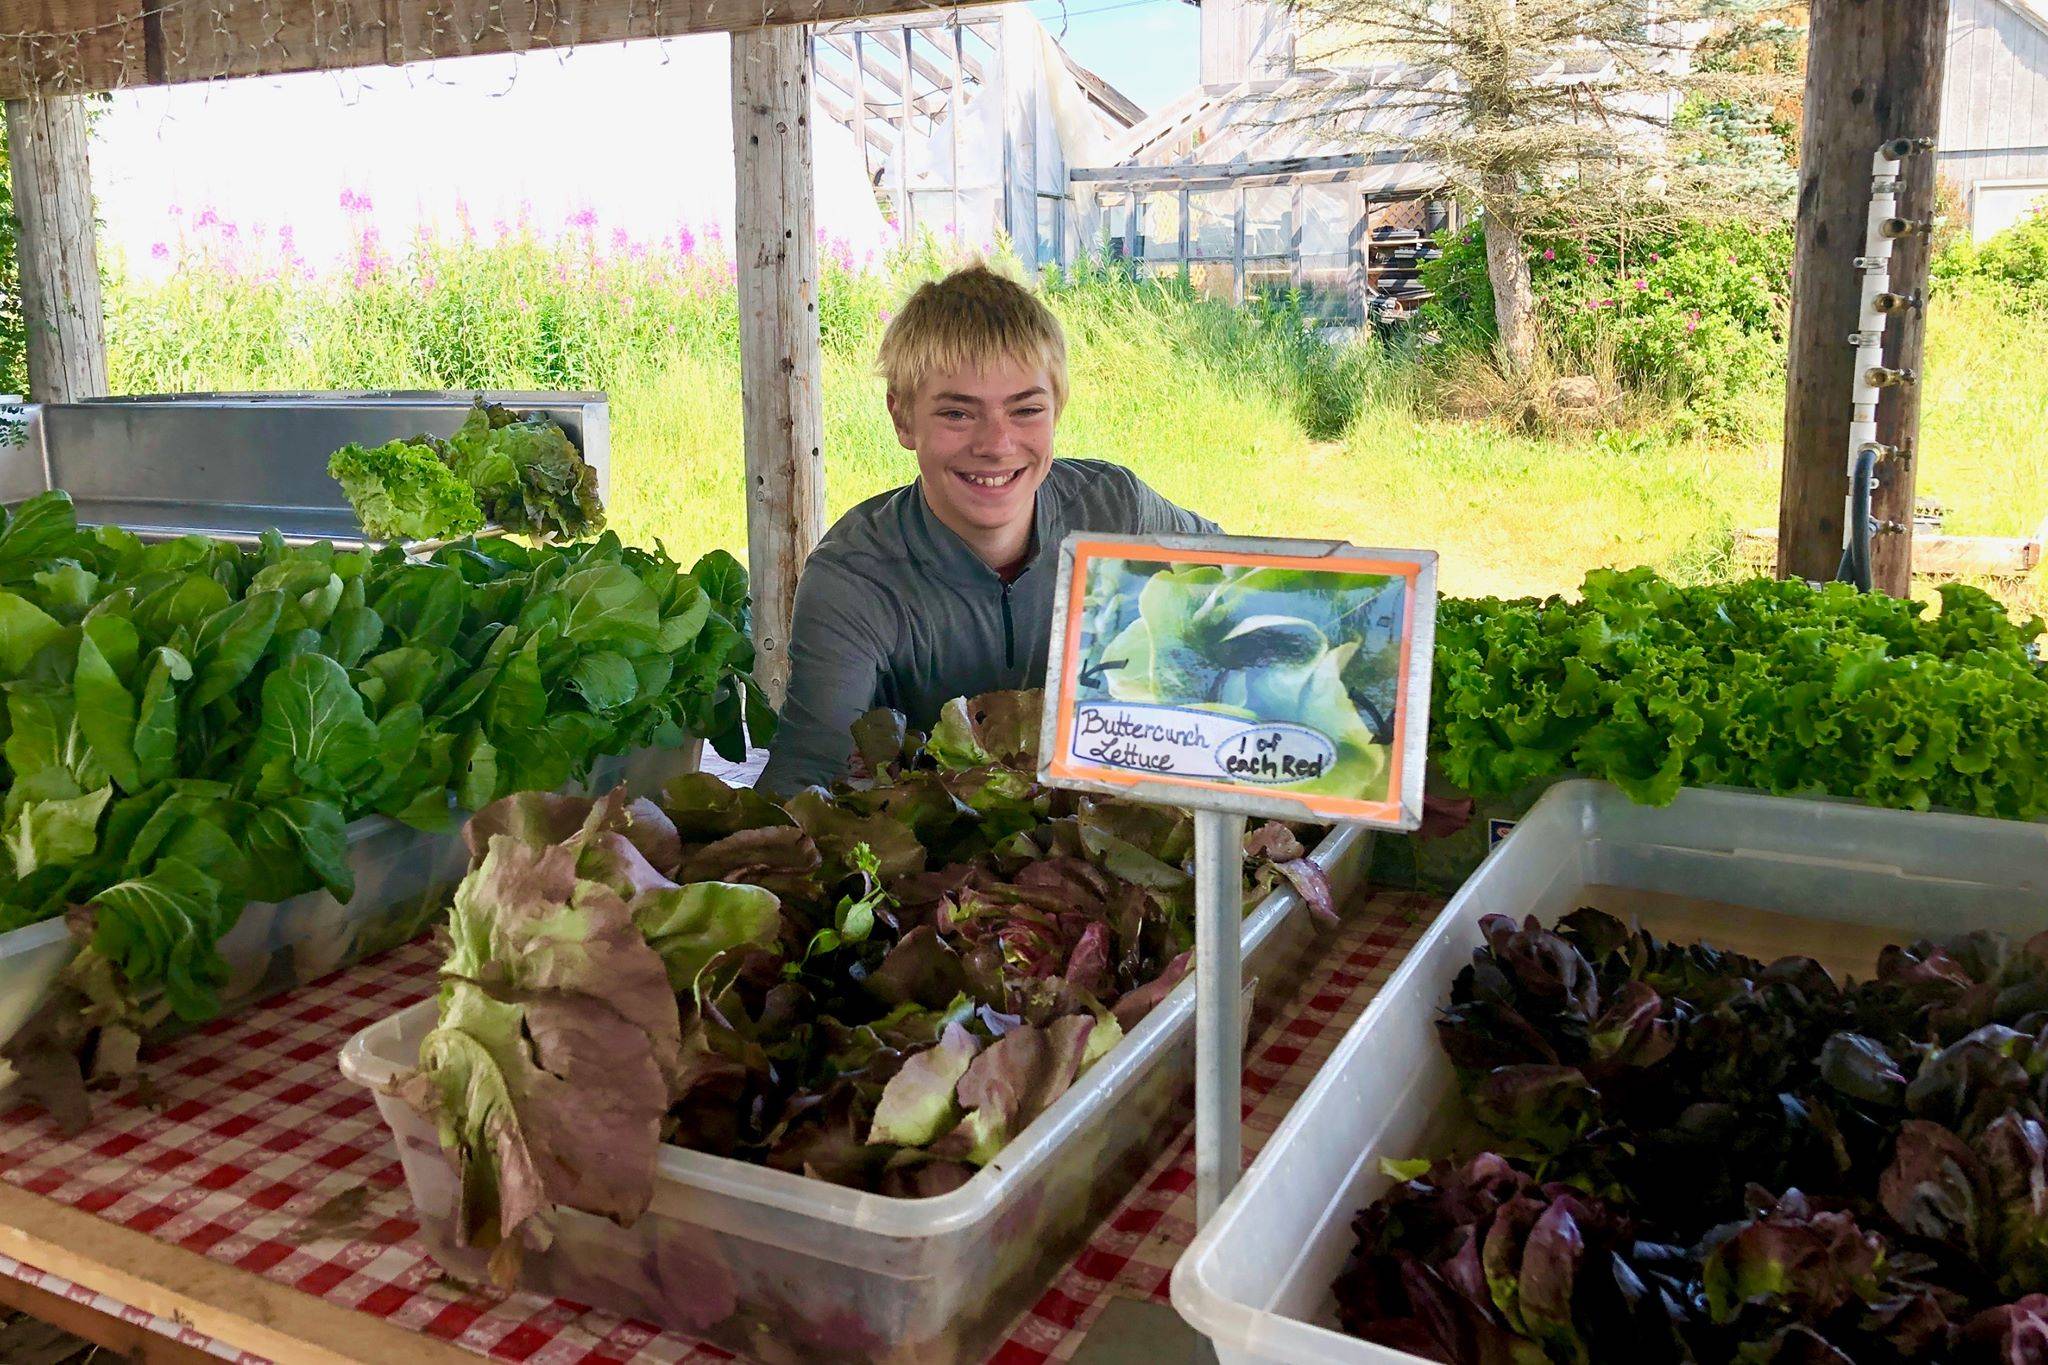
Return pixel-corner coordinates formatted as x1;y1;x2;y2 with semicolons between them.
0;831;1431;1362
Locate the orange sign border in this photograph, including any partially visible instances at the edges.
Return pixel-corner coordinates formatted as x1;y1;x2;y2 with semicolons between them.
1043;538;1426;825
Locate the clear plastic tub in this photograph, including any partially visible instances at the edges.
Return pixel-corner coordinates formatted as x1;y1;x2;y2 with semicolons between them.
0;740;704;1053
339;823;1375;1365
1170;780;2048;1365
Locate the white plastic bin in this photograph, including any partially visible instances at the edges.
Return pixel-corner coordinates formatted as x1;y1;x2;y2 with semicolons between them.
340;823;1375;1365
1171;780;2048;1365
0;739;705;1053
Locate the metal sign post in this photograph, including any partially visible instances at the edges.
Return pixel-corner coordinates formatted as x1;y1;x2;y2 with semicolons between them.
1192;807;1248;1223
1038;533;1437;1225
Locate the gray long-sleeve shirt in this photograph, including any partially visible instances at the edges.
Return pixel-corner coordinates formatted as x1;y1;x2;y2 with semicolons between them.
758;459;1218;795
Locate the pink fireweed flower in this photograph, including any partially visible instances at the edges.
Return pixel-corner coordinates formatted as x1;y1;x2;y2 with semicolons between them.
1634;278;1647;291
1585;251;1597;264
677;226;696;258
1542;247;1555;261
569;207;598;230
195;207;219;228
612;226;630;252
1648;252;1661;262
150;242;169;261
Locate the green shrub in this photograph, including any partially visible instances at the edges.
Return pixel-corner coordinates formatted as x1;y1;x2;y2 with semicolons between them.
1420;219;1791;433
1044;258;1389;440
1934;206;2048;299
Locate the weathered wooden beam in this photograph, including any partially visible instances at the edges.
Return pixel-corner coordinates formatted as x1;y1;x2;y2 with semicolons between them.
1060;52;1144;128
1738;526;2040;578
0;0;1005;99
4;93;106;401
811;74;896;161
1778;0;1952;588
1869;8;1952;596
1071;149;1411;183
731;22;824;707
0;1182;480;1365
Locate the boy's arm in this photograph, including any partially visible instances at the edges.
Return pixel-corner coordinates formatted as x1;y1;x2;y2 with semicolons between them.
757;562;893;797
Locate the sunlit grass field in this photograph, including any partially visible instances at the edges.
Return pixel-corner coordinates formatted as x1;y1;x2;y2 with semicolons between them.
103;217;2048;611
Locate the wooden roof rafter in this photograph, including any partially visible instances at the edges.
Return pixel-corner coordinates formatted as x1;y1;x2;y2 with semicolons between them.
0;0;1006;100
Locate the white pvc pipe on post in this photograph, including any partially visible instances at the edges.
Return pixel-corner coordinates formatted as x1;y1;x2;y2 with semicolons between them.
1193;807;1249;1227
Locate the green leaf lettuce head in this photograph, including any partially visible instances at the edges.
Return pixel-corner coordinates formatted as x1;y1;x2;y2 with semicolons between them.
0;493;763;1099
327;439;484;544
445;399;605;542
1431;569;2048;818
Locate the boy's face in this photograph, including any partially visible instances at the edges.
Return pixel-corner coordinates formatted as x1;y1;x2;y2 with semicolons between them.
890;357;1058;552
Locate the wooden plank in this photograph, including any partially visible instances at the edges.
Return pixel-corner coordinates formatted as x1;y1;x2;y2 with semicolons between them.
813;80;896;161
1072;149;1411;182
848;31;869;174
857;22;965;107
0;1183;477;1365
1737;526;2040;576
0;3;146;96
0;0;1007;97
162;0;385;83
1778;0;1951;588
3;93;105;402
896;22;915;240
731;22;824;707
0;1273;221;1365
949;20;963;239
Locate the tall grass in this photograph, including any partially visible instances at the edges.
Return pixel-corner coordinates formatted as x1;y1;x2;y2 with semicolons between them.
103;212;2045;609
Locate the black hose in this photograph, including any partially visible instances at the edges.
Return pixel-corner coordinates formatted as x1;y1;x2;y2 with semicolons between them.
1836;444;1876;591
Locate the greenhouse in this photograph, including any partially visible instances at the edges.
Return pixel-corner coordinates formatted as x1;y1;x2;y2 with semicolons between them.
1074;72;1457;322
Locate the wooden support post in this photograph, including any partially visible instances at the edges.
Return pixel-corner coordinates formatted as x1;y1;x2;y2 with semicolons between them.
1778;0;1951;590
4;93;107;402
1871;14;1952;597
898;27;916;243
731;25;825;706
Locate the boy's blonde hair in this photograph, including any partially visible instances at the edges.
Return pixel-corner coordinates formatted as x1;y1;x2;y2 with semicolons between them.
878;264;1069;411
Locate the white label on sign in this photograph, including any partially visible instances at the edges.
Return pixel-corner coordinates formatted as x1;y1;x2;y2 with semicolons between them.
1215;724;1339;785
1070;702;1337;786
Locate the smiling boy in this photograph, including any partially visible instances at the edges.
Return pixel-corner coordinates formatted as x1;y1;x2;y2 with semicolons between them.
759;265;1219;795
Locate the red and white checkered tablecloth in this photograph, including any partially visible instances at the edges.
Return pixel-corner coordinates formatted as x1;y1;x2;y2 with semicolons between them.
0;891;1437;1365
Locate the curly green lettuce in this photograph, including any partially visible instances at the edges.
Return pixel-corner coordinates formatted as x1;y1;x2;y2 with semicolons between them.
445;400;605;542
327;438;484;543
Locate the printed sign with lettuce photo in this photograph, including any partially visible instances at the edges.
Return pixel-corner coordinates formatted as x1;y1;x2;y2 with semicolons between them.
1041;535;1438;827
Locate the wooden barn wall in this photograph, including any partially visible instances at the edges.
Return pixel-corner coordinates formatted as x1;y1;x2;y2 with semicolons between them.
1940;0;2048;173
